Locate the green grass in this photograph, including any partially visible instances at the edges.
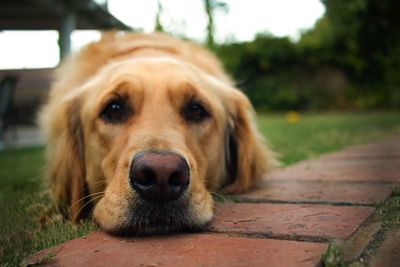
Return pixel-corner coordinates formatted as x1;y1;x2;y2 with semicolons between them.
258;112;400;165
1;112;400;265
0;148;97;266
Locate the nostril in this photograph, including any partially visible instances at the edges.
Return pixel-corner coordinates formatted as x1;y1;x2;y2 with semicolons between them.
169;170;189;188
136;167;156;187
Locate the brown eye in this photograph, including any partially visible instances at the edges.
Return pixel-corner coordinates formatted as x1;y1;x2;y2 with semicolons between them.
182;101;210;122
100;100;128;123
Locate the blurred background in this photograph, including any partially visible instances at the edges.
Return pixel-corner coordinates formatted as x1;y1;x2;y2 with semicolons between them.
0;0;399;147
1;3;400;264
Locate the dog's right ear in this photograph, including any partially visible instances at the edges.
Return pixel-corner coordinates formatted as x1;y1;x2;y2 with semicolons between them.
40;96;88;222
221;88;278;194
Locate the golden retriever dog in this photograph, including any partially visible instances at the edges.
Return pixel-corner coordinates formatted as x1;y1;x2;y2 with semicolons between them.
39;32;276;235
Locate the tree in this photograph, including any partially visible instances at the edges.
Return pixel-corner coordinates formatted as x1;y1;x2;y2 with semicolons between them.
215;0;400;110
203;0;228;48
321;0;400;107
154;0;164;32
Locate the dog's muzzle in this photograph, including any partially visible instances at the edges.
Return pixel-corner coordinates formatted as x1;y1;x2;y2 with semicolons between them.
129;151;190;202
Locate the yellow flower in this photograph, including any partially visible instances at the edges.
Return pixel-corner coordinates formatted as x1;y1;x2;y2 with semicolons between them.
286;111;300;123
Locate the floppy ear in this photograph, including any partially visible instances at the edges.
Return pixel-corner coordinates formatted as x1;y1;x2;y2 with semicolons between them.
40;98;89;222
222;90;277;194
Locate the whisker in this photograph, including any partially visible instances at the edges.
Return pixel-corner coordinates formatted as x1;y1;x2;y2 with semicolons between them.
72;191;105;206
74;194;104;218
69;191;105;214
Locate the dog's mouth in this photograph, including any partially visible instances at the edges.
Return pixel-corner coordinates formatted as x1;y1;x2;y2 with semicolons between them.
114;150;202;235
112;194;204;235
95;150;213;235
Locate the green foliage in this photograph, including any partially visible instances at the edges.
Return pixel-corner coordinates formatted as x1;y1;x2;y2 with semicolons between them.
215;0;400;110
299;17;335;51
216;34;348;110
321;0;400;108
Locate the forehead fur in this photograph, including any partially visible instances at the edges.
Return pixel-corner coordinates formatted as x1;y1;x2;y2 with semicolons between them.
72;56;230;107
52;32;232;101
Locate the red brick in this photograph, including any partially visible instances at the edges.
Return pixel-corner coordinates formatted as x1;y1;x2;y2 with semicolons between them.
211;203;374;239
370;230;400;267
239;180;391;204
25;232;327;267
266;164;400;182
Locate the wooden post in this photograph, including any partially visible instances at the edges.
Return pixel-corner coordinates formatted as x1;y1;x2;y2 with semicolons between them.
59;12;76;60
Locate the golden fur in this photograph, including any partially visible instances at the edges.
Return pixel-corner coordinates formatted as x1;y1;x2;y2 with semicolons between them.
39;32;276;234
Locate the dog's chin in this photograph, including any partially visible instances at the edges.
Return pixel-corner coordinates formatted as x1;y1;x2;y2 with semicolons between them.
102;195;207;236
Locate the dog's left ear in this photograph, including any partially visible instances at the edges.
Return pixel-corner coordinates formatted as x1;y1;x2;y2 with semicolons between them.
222;89;277;194
40;96;89;222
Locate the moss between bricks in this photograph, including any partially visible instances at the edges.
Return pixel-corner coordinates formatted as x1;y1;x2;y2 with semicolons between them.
322;185;400;267
379;185;400;228
322;243;365;267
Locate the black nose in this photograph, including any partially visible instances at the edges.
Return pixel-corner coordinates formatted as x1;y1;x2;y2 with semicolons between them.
129;151;190;202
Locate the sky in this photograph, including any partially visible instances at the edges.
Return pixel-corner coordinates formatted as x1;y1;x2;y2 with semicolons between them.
0;0;325;69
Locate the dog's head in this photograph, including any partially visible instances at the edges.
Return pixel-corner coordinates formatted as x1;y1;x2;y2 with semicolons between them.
40;34;274;235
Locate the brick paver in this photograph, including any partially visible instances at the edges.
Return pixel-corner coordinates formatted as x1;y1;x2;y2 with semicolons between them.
25;232;327;267
25;136;400;266
238;180;391;204
211;203;374;239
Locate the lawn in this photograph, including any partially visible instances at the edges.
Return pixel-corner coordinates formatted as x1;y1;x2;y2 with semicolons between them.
1;112;400;265
258;112;400;165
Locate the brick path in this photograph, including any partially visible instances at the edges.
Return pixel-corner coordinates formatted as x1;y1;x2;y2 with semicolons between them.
25;136;400;267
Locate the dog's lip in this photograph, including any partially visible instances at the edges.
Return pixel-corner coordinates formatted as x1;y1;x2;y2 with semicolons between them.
117;193;198;234
97;196;209;236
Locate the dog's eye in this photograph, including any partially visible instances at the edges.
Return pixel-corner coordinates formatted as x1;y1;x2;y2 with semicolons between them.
100;100;128;123
182;101;210;122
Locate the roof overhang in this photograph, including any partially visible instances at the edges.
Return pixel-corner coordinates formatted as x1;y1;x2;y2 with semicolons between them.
0;0;131;30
